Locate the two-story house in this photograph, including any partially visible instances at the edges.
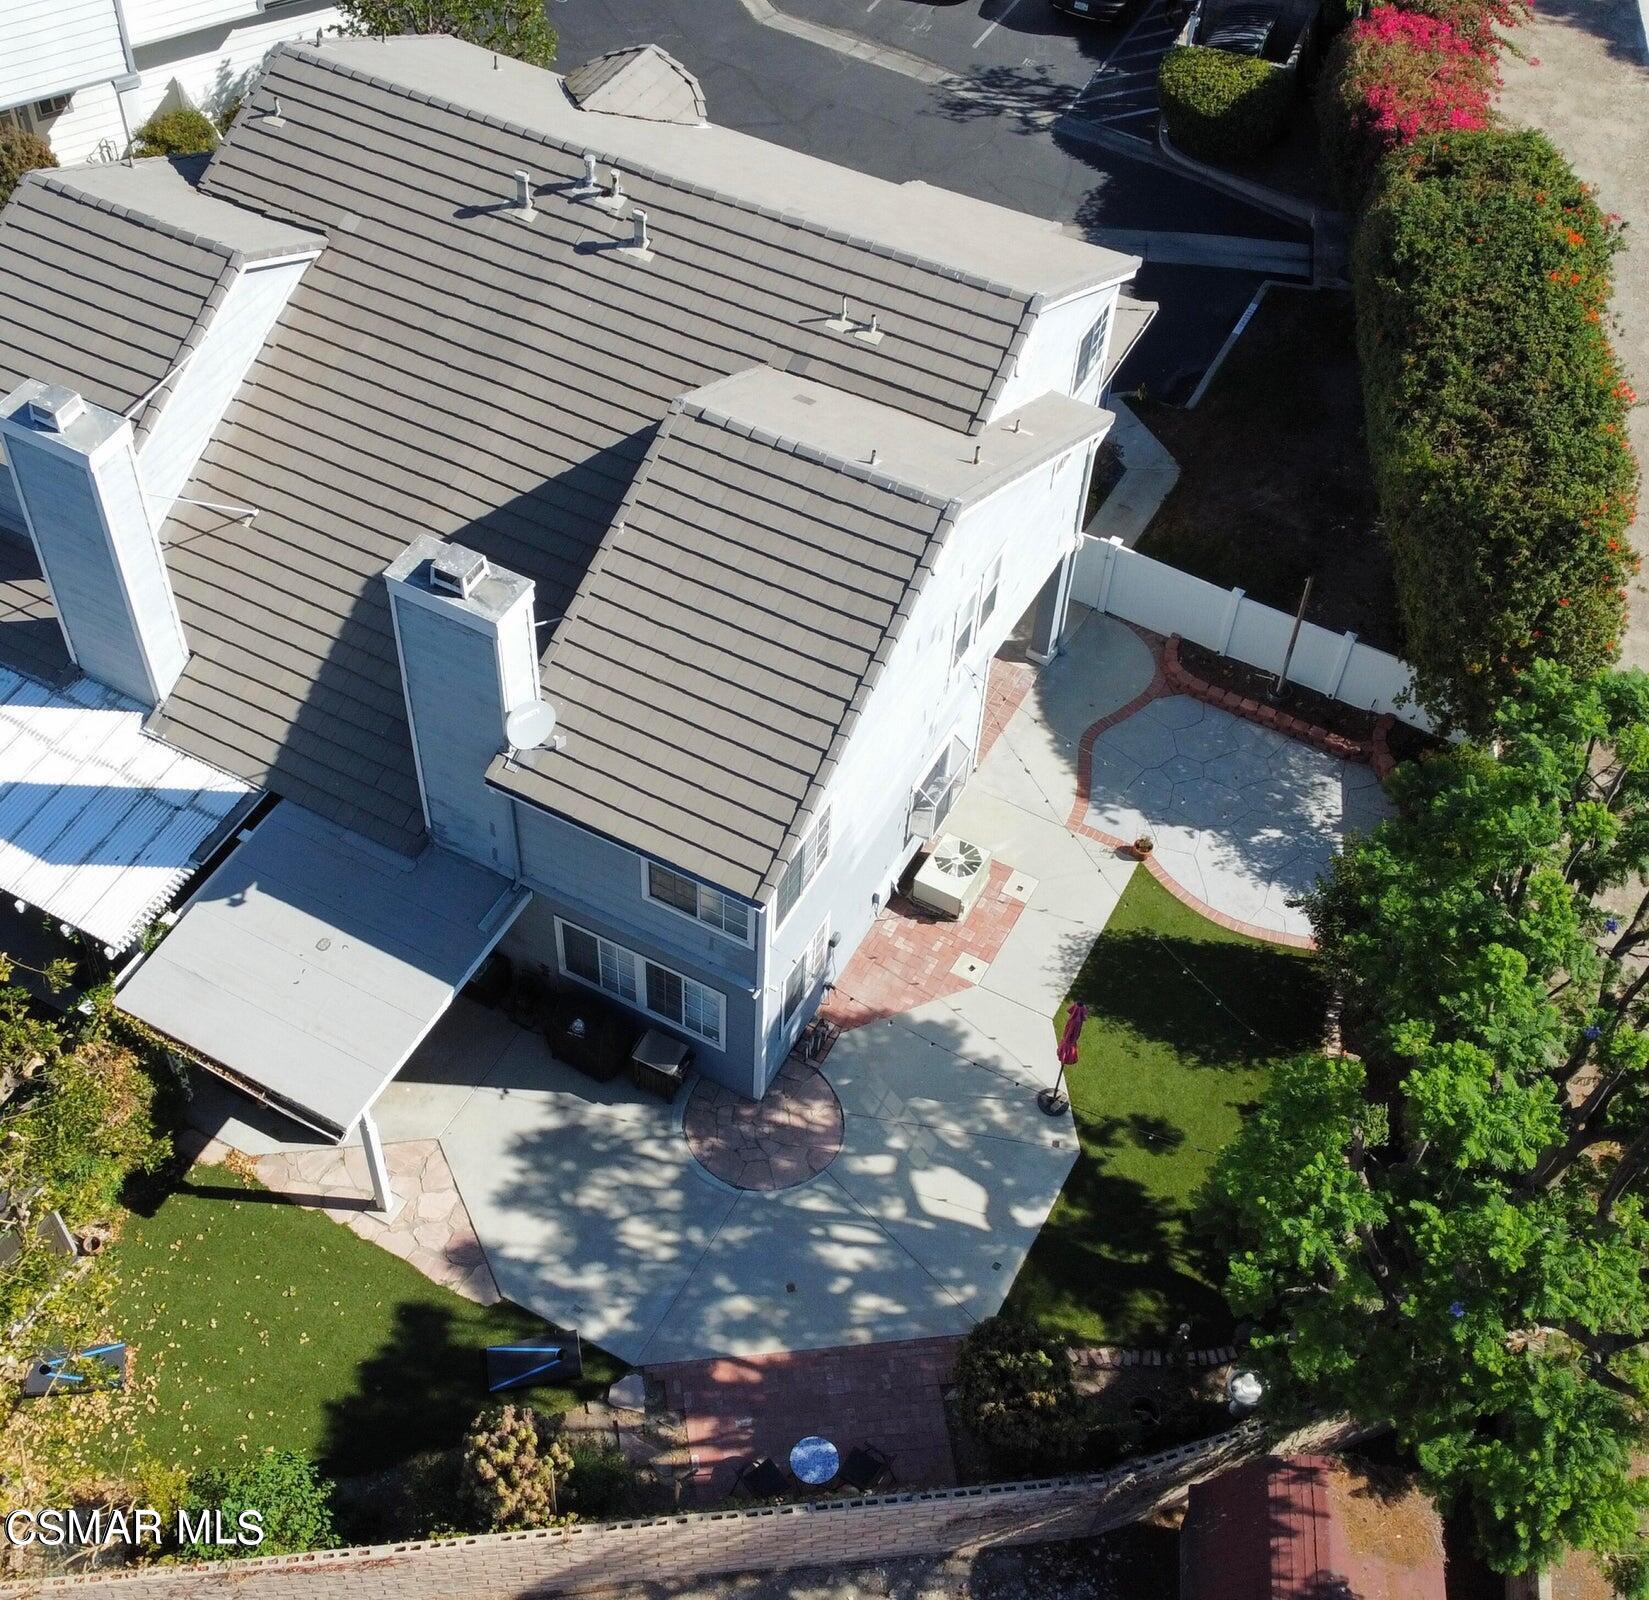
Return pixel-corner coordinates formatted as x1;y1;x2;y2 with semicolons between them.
1;0;339;164
0;34;1151;1202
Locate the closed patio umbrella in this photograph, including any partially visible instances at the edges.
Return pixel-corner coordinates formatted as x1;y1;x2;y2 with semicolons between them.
1040;1002;1088;1115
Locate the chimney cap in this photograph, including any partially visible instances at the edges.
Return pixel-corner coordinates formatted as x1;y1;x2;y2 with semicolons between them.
24;385;86;433
428;545;489;600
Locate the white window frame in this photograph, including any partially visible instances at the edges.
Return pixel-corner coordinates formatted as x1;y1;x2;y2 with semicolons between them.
783;919;832;1028
1074;304;1113;393
640;858;753;946
978;553;1002;631
950;595;977;677
774;806;832;929
553;917;728;1048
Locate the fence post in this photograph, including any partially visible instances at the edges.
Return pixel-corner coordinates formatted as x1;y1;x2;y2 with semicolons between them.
1096;536;1124;617
1218;587;1244;656
1328;631;1357;700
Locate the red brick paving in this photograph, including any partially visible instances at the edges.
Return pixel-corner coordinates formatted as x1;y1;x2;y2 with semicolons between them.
820;860;1028;1031
653;1336;961;1500
978;655;1035;765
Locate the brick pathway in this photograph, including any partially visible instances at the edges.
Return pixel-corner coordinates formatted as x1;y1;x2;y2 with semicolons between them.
819;859;1035;1030
683;1058;844;1190
252;1138;499;1304
653;1335;961;1499
979;654;1035;765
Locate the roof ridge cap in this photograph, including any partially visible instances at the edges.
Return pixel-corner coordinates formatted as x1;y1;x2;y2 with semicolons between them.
681;397;953;511
277;42;1032;302
33;170;244;268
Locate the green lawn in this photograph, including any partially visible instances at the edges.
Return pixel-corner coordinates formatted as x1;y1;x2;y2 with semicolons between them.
106;1165;619;1478
1004;871;1325;1346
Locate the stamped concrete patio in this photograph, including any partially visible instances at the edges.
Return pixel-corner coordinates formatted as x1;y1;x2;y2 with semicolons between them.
186;609;1385;1369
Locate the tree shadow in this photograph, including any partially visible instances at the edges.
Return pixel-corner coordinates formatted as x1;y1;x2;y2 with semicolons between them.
1061;926;1327;1069
318;1298;611;1479
930;61;1081;136
1516;0;1647;66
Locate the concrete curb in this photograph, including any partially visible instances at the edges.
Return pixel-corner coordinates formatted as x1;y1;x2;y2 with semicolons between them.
1156;126;1326;230
734;0;954;85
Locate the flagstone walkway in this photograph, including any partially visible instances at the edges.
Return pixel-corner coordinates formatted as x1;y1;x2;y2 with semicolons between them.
684;1059;844;1191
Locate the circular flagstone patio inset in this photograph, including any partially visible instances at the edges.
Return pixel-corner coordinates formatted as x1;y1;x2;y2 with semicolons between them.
684;1059;844;1190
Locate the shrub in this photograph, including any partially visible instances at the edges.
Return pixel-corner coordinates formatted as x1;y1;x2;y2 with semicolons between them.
1159;44;1294;164
177;1451;337;1559
1318;5;1497;202
339;0;556;67
1390;0;1530;48
0;125;55;212
564;1440;646;1518
131;106;219;158
952;1316;1093;1470
460;1405;574;1531
1354;129;1638;731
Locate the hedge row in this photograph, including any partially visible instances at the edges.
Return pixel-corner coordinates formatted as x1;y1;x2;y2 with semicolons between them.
1158;44;1295;164
1354;130;1638;731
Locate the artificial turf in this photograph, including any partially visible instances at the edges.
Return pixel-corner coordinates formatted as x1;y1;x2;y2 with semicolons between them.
1003;870;1326;1346
104;1164;619;1478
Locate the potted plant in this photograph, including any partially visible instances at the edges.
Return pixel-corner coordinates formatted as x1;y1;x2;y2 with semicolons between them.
1134;835;1155;858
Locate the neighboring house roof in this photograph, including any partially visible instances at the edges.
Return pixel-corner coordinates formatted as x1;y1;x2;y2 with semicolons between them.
1181;1455;1447;1600
562;44;707;125
490;372;1106;898
0;662;251;950
118;36;1134;859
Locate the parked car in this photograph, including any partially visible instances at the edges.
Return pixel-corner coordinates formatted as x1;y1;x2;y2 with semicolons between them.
1050;0;1135;23
1192;0;1321;65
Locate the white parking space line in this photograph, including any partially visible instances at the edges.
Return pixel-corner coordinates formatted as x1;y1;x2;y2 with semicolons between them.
974;0;1026;48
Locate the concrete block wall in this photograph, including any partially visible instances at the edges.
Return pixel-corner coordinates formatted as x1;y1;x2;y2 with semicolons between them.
2;1419;1367;1600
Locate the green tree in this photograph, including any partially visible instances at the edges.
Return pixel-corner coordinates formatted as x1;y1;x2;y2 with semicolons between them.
0;125;55;213
460;1405;574;1531
1215;661;1649;1592
131;105;219;158
338;0;556;67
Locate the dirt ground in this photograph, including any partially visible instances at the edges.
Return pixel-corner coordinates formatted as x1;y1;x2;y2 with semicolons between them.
1134;285;1398;652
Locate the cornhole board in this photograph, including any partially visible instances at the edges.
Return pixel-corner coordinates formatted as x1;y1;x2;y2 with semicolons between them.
23;1342;128;1397
485;1336;582;1393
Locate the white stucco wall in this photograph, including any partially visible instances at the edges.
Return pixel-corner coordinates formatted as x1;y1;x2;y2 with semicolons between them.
987;283;1123;420
139;253;314;517
757;431;1101;1080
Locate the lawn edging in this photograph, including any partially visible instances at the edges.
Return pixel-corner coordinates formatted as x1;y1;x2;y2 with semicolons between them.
1163;632;1396;776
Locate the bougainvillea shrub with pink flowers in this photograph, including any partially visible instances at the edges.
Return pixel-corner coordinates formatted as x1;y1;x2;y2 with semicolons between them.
1354;129;1638;731
1319;5;1499;201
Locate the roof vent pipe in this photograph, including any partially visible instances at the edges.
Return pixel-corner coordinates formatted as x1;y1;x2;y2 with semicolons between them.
632;209;649;252
511;169;535;221
582;151;598;188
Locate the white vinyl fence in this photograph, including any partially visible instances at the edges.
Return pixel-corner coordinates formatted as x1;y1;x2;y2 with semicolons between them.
1072;536;1435;733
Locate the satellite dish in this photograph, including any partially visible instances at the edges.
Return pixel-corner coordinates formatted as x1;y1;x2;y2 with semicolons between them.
505;701;559;752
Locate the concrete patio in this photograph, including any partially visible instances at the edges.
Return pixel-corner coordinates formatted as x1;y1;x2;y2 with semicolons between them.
183;609;1383;1369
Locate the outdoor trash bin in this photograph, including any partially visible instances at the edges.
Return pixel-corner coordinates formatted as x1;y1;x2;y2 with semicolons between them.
630;1028;691;1100
24;1342;128;1397
485;1336;583;1393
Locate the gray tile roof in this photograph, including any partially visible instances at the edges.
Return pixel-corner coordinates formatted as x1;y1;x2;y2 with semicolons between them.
1;37;1135;877
0;165;236;443
489;396;955;900
562;45;706;125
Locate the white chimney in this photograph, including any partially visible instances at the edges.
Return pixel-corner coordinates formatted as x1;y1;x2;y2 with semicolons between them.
384;536;544;875
0;381;187;706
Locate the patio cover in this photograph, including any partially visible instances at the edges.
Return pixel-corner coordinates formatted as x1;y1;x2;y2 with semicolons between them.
119;802;530;1139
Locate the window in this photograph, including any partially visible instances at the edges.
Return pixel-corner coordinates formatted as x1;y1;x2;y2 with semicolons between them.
645;861;751;942
979;554;1002;630
784;921;832;1023
775;808;832;926
951;597;977;673
556;919;725;1047
908;735;972;841
1074;305;1113;392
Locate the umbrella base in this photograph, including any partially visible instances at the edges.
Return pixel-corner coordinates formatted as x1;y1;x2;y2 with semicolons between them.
1037;1087;1070;1116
